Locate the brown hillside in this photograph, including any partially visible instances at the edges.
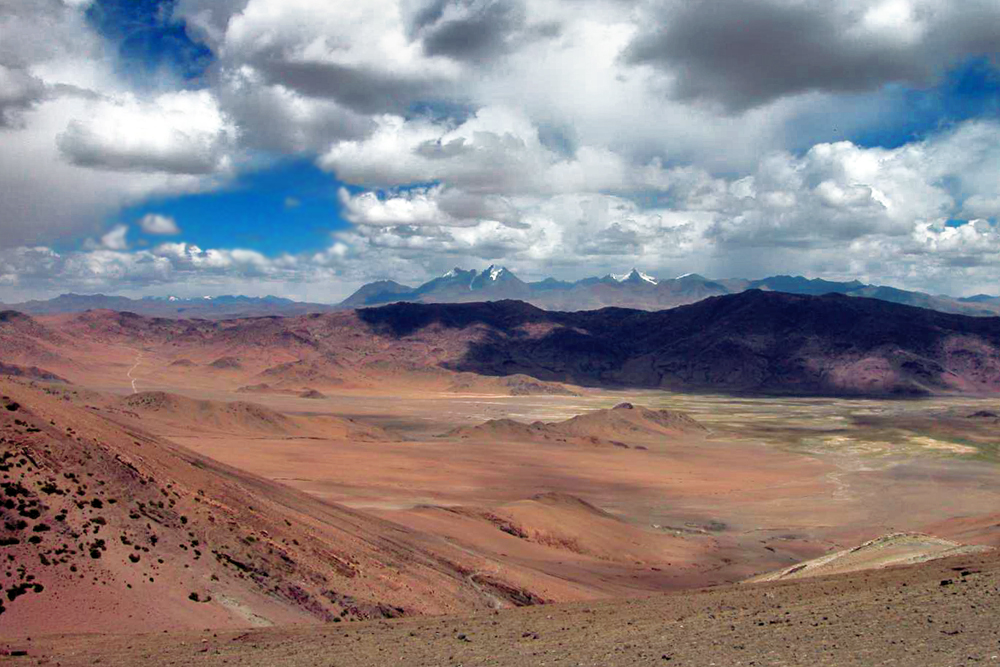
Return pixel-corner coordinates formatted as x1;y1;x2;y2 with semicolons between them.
447;403;705;447
115;391;389;440
0;380;548;635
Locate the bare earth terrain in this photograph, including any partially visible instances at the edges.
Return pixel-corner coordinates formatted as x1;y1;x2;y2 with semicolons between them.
3;298;1000;664
12;549;1000;666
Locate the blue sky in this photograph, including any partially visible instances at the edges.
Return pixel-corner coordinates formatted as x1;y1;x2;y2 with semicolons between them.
86;0;213;83
852;57;1000;150
2;0;1000;300
119;160;353;255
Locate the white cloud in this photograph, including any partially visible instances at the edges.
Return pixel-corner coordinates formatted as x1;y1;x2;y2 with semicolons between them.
100;224;129;250
0;1;234;249
3;0;1000;299
219;0;462;114
339;186;456;227
56;90;236;174
0;63;46;126
625;0;1000;111
139;214;181;235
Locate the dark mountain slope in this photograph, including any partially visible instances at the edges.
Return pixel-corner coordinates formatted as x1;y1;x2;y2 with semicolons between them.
359;291;1000;395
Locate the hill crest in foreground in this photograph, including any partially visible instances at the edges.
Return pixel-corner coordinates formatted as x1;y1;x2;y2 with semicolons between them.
14;548;1000;666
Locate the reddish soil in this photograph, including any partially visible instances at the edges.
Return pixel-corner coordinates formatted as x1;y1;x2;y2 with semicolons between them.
0;379;588;636
3;298;1000;665
13;550;1000;666
447;402;706;448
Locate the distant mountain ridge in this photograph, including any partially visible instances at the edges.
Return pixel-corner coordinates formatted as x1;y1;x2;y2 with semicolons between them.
0;293;339;320
4;267;1000;319
342;266;1000;317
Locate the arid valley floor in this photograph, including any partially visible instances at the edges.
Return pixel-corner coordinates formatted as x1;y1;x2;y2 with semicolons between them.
3;298;1000;664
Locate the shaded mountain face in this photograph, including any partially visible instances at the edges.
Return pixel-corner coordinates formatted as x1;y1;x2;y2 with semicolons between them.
357;292;1000;396
338;280;415;309
748;275;866;295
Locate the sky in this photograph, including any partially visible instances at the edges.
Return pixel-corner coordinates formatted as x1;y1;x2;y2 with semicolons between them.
1;0;999;302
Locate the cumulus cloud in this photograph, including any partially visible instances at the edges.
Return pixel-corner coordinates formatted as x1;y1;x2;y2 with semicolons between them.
405;0;559;64
340;187;456;227
139;214;181;235
0;64;46;126
321;107;651;195
4;0;1000;299
56;91;236;174
320;117;1000;294
0;240;312;301
100;224;129;250
13;113;995;300
626;0;1000;111
219;0;461;114
214;65;373;153
0;0;234;249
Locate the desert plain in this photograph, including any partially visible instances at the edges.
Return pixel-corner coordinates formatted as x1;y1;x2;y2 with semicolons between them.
2;300;1000;665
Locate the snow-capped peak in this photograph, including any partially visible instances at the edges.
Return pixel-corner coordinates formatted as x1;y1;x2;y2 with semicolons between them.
675;273;695;280
614;268;658;285
167;295;179;302
442;267;463;278
487;265;507;281
202;295;213;300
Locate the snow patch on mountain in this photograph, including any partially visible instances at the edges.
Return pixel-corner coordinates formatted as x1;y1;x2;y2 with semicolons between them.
613;269;658;285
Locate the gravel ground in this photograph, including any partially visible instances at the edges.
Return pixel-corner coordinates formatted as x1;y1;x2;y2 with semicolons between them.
12;550;1000;667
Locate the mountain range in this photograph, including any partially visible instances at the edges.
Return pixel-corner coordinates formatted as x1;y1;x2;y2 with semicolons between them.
0;293;338;319
4;267;1000;319
341;265;1000;317
6;290;1000;397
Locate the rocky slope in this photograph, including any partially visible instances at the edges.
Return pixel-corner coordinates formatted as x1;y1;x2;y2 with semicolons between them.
0;379;565;635
16;548;1000;666
746;533;992;582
